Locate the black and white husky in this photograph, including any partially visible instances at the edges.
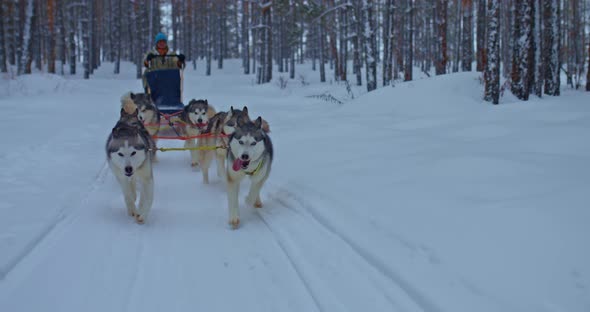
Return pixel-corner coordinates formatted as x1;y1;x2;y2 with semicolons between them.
180;99;217;183
106;98;155;224
225;116;273;229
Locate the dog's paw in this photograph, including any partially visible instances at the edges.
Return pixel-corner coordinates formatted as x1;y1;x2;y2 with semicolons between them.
246;195;263;208
135;215;145;225
228;218;240;230
127;209;137;217
245;195;255;206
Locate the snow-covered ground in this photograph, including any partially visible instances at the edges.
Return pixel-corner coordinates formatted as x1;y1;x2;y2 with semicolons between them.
0;60;589;312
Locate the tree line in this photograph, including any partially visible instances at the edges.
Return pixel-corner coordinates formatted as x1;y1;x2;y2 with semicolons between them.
1;0;589;103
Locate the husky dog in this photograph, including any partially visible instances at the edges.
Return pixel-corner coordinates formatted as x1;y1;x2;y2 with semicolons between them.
225;116;273;229
206;106;271;181
205;106;251;180
134;94;160;136
123;92;160;160
106;104;155;224
180;99;217;181
119;93;157;159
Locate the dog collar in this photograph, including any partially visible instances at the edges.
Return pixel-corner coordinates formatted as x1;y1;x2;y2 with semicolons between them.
244;158;265;176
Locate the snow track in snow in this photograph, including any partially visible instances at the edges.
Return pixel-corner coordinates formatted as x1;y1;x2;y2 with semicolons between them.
0;161;110;280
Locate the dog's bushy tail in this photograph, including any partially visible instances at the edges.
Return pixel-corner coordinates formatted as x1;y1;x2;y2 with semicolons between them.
121;92;138;115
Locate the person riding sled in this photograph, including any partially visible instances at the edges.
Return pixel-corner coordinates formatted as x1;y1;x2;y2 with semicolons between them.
142;32;185;93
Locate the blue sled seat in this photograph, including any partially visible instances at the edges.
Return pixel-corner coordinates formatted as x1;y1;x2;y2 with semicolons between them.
145;68;184;115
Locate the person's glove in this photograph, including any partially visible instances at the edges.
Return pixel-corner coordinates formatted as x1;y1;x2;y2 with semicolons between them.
146;53;155;62
177;54;186;69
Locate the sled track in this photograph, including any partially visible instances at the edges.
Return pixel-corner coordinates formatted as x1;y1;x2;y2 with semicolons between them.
256;211;324;312
0;161;110;280
262;185;443;312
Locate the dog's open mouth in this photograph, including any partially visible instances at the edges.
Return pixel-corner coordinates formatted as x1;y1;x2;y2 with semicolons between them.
125;172;133;177
232;159;250;171
196;123;208;129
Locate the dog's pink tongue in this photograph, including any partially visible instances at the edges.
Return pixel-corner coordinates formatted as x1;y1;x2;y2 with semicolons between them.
232;159;243;171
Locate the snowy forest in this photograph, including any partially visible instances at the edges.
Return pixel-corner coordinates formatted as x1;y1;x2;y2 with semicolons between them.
1;0;589;104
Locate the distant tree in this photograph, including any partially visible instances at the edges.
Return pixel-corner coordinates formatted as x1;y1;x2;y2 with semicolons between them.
543;0;560;96
511;0;535;100
435;0;448;75
18;0;34;75
484;0;500;104
0;0;7;72
476;0;486;71
461;0;473;71
363;0;377;90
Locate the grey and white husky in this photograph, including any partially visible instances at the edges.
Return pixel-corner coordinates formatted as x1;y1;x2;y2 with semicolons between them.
180;99;217;183
225;116;273;229
204;106;248;182
206;106;270;181
106;98;155;224
133;93;160;136
122;92;160;161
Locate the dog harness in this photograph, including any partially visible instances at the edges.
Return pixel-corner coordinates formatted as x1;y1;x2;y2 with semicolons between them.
244;158;265;176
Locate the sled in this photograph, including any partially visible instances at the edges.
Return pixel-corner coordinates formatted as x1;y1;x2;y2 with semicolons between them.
144;55;185;115
143;55;225;153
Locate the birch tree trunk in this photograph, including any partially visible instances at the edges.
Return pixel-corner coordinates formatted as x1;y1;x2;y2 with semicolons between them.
69;1;76;75
18;0;34;75
511;0;534;100
476;0;486;71
242;0;250;74
543;0;560;95
461;0;473;71
435;0;448;75
484;0;500;104
82;0;90;79
0;0;7;72
113;0;121;74
382;0;393;85
404;0;413;81
363;0;377;91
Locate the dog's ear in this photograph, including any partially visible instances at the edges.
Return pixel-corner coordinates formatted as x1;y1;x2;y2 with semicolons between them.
130;92;135;100
205;99;208;105
242;106;249;117
182;103;190;118
229;106;235;117
254;116;263;129
261;119;270;133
